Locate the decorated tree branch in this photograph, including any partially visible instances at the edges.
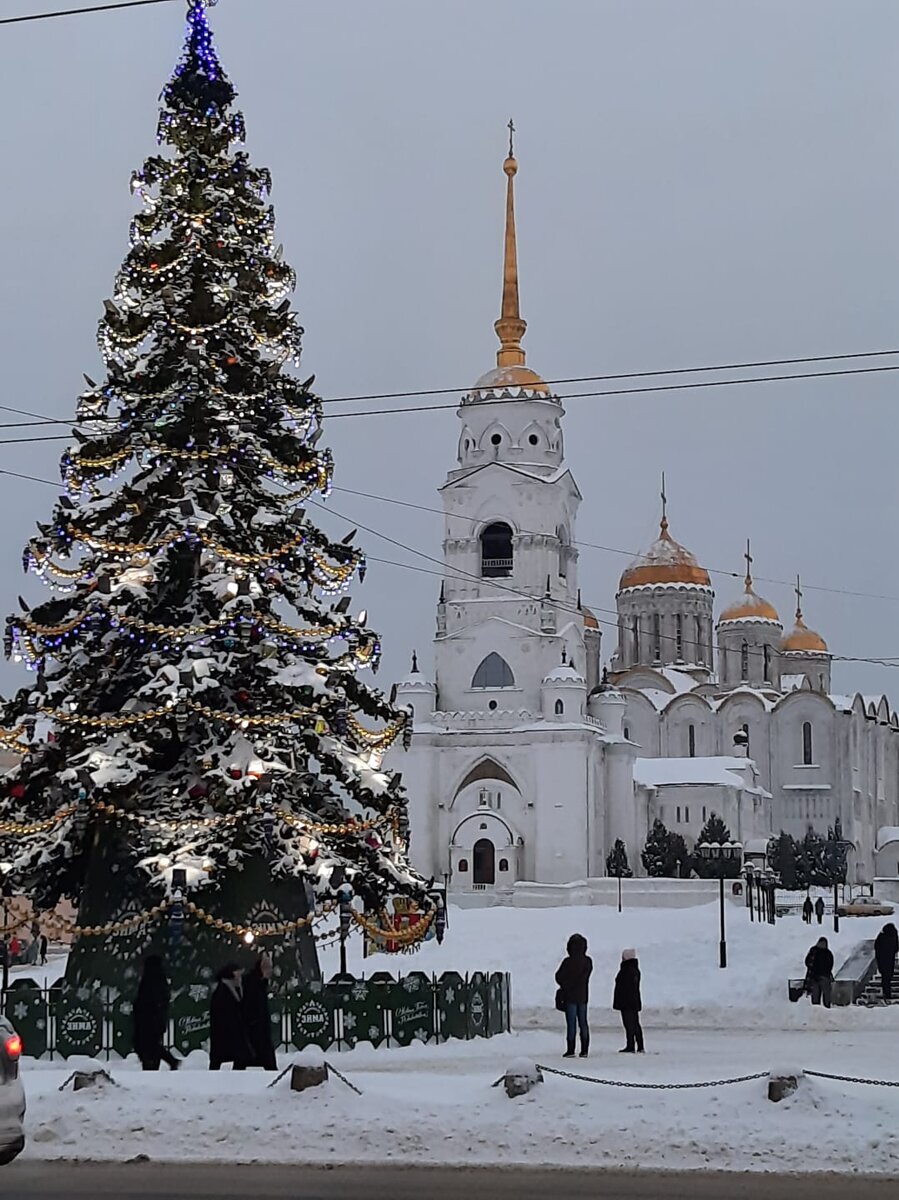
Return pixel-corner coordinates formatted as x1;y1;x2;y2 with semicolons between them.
0;0;438;992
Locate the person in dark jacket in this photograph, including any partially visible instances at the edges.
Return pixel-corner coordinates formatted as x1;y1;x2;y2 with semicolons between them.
39;933;48;966
133;955;180;1071
555;933;592;1058
209;963;254;1071
814;897;825;925
805;937;835;1007
874;923;899;1001
802;897;813;924
242;953;277;1070
613;948;644;1053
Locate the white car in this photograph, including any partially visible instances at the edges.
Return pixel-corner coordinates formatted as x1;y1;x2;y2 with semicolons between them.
0;1015;24;1164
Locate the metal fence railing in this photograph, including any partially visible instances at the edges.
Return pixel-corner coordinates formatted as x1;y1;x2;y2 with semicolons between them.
1;969;511;1061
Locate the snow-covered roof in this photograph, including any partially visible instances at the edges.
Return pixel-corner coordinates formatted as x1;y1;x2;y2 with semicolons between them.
633;756;757;789
542;664;586;685
781;674;808;693
657;667;702;695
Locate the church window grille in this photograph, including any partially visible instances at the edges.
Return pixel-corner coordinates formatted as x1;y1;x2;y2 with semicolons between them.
653;614;661;662
741;641;749;680
472;653;515;689
480;523;513;578
802;722;813;765
688;724;696;757
554;699;564;715
676;614;684;660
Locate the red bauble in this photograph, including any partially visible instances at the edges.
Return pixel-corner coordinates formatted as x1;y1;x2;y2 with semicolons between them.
228;767;242;780
9;783;25;799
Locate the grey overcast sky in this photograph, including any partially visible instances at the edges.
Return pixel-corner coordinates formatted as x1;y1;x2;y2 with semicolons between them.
0;0;897;700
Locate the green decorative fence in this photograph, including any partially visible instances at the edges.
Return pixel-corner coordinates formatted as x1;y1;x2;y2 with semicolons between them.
1;971;511;1060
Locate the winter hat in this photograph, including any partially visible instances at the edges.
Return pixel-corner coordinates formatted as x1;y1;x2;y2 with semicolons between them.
621;948;637;961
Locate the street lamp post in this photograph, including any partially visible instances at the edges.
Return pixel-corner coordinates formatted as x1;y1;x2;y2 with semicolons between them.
698;841;743;969
744;863;755;923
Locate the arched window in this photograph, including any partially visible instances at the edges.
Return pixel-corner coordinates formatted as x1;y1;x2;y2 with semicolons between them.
688;724;696;757
480;522;513;578
623;725;630;741
763;643;771;683
653;613;661;662
676;614;684;660
740;640;749;680
472;653;515;689
554;699;564;715
458;859;469;873
695;616;704;665
498;858;509;872
802;721;813;765
557;526;569;578
632;616;640;662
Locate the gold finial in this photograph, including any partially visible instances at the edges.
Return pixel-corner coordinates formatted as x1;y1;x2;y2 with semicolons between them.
744;539;753;592
660;471;669;535
795;574;804;624
495;120;527;368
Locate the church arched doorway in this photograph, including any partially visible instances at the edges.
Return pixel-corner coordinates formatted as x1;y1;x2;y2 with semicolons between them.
473;838;496;886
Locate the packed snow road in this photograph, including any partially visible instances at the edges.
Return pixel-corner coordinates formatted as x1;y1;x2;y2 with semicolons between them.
5;1164;899;1200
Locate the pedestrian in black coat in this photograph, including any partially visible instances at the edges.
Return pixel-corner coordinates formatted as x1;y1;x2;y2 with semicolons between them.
875;923;899;1002
805;937;835;1007
242;954;277;1070
133;955;180;1071
555;933;592;1058
39;933;48;966
613;948;644;1053
802;897;813;924
209;963;254;1071
814;897;825;925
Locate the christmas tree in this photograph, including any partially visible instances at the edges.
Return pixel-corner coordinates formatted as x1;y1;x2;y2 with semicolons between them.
641;819;689;878
0;0;437;995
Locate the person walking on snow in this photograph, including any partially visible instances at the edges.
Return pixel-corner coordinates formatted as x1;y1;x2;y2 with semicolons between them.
814;896;825;925
242;953;277;1070
874;923;899;1002
805;936;834;1007
133;954;180;1071
209;963;254;1071
802;896;813;924
555;933;592;1058
613;948;644;1053
38;932;48;965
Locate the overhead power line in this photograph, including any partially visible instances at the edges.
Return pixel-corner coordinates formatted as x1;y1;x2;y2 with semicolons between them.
0;0;177;26
2;355;899;443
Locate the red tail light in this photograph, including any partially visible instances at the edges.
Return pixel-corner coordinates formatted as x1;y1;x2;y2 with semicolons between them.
4;1035;22;1060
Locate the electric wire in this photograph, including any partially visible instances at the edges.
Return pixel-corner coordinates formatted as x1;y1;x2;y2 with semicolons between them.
1;0;178;26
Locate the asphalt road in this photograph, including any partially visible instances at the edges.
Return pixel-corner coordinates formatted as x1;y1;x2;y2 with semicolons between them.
2;1163;897;1199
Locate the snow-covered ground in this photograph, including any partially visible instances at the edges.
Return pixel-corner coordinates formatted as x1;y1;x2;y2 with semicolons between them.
10;902;899;1171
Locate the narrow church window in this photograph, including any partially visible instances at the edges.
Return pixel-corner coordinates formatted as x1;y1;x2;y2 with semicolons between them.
802;721;813;765
632;616;640;662
676;806;682;824
554;699;564;715
480;522;513;577
688;724;696;757
653;614;661;662
695;616;704;665
472;653;515;689
458;859;469;873
763;643;771;683
676;614;684;660
684;806;690;823
499;859;509;872
623;725;630;740
741;641;749;680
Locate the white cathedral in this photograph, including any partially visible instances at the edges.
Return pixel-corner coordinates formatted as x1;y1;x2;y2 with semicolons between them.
392;145;899;894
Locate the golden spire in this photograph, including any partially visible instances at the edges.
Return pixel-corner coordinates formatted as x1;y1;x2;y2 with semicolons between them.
494;119;527;368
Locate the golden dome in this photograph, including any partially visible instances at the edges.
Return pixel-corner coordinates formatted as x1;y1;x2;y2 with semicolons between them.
582;606;599;630
719;541;780;625
472;364;549;394
781;618;828;654
619;517;710;591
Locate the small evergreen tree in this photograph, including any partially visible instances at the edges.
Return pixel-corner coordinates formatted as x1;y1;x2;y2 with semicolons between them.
692;812;741;878
641;819;689;878
606;839;633;879
797;828;827;888
821;821;849;886
767;831;800;890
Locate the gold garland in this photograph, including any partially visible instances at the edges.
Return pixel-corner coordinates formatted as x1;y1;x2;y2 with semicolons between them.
351;907;435;946
16;607;339;644
0;807;75;836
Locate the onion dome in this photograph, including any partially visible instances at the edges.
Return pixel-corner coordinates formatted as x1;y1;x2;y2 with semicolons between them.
619;514;710;591
781;577;828;653
718;542;780;625
582;606;599;631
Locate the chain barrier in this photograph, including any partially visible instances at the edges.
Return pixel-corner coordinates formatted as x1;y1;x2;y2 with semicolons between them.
804;1069;899;1088
536;1063;769;1090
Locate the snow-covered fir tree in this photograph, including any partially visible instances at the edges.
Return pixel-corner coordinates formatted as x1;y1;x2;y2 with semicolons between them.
641;819;689;879
0;0;437;991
